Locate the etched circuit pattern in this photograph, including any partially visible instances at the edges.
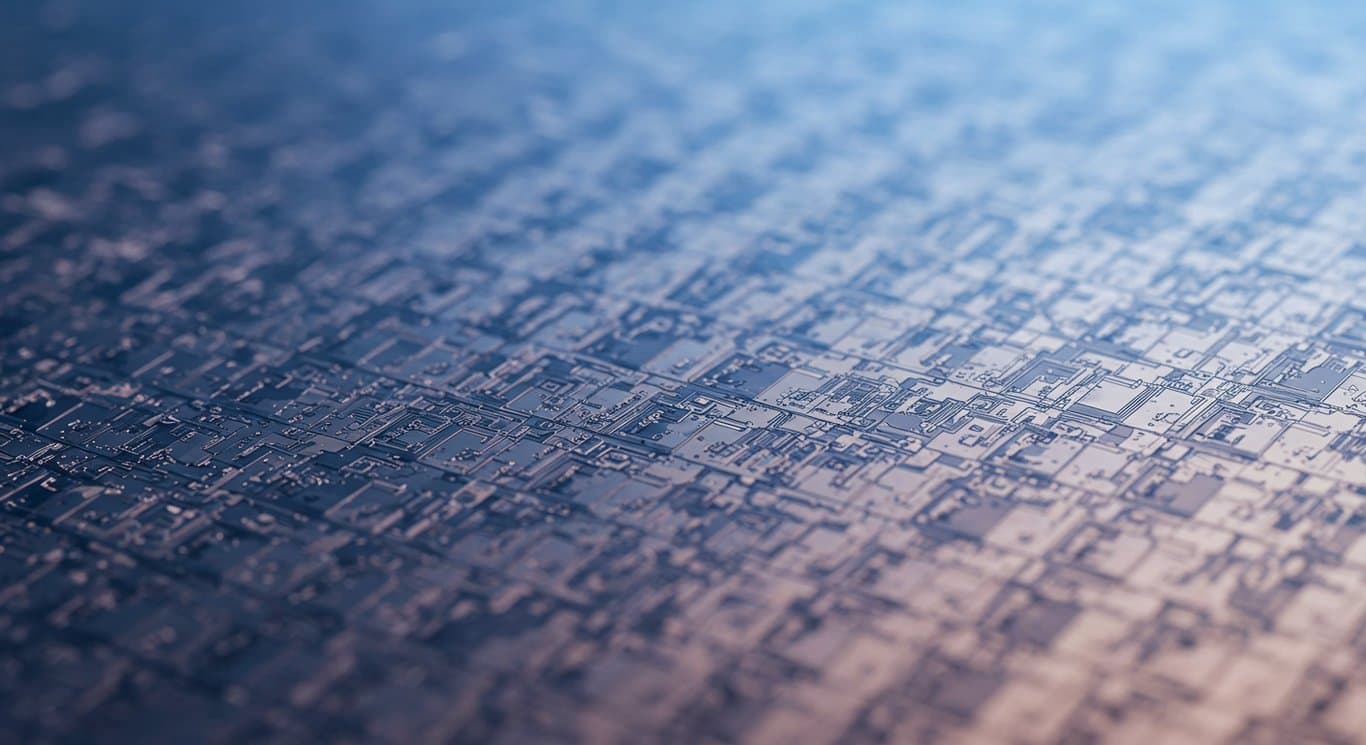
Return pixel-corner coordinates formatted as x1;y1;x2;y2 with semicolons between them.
2;1;1366;743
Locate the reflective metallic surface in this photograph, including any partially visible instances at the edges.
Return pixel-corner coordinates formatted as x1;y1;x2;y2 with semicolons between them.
2;1;1366;743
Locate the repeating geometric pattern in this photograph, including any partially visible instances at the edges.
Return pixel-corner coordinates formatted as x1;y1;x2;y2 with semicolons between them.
2;1;1366;743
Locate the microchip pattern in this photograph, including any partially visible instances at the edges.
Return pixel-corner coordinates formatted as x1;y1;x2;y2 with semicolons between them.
2;1;1366;743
